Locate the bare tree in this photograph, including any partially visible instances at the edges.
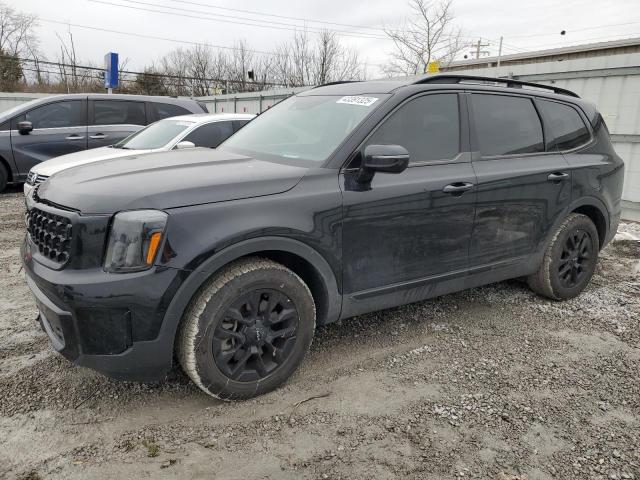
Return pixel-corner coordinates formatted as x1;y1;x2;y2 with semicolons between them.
0;2;38;57
272;30;364;87
0;2;39;90
384;0;464;76
312;30;365;85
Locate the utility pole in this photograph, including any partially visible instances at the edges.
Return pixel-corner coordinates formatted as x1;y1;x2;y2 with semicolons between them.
497;36;503;68
472;38;491;60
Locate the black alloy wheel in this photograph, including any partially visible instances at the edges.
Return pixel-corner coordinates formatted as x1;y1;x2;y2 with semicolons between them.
557;229;593;288
212;289;299;382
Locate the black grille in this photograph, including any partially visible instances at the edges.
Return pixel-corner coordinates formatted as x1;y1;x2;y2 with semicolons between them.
27;208;73;264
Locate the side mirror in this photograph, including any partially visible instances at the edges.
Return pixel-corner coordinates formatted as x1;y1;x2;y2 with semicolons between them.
18;121;33;135
356;144;409;184
174;140;195;150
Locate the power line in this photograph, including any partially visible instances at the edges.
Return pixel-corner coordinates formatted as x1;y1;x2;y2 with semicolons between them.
40;18;278;56
89;0;390;40
505;19;640;39
162;0;388;33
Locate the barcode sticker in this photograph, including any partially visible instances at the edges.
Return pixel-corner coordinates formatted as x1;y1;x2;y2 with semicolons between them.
336;96;378;107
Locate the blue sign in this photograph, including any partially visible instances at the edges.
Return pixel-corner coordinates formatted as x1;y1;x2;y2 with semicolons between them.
104;52;119;89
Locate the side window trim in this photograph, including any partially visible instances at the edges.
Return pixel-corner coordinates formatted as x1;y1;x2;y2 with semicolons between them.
90;99;147;126
534;98;594;153
468;92;549;161
342;90;467;171
13;99;87;130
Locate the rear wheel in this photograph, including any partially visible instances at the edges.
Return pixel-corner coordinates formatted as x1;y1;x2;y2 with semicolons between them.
177;257;315;400
527;213;599;300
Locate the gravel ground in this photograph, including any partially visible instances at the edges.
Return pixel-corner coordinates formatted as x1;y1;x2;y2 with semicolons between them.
1;189;639;480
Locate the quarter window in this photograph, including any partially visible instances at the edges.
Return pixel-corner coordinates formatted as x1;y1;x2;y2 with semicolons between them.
24;101;84;129
365;94;460;163
471;94;544;156
538;100;590;150
150;102;191;121
183;121;234;148
93;100;146;126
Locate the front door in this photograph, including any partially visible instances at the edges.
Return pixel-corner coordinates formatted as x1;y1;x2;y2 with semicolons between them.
341;93;477;305
467;93;572;267
10;99;87;176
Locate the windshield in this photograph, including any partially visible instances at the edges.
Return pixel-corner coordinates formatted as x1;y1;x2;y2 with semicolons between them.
114;119;194;150
220;94;387;164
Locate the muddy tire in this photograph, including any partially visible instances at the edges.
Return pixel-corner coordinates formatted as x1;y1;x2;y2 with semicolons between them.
177;257;315;400
527;213;599;300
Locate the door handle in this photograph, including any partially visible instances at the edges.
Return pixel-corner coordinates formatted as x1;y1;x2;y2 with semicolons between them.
547;172;569;182
90;134;108;139
65;135;85;141
442;182;474;195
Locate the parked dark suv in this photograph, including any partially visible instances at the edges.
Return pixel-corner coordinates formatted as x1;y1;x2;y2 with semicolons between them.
21;75;624;399
0;93;207;191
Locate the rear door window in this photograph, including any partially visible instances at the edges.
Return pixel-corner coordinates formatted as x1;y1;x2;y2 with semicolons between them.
93;100;146;126
183;121;234;148
150;102;191;122
471;94;544;156
538;100;591;150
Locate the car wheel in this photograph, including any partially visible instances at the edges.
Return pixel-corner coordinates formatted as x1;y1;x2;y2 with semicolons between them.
527;213;599;300
177;257;316;400
0;163;7;193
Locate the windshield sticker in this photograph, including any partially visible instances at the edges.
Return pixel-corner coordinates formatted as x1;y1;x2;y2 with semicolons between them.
175;121;192;126
336;96;378;107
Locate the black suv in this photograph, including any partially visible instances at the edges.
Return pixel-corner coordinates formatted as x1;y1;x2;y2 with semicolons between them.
0;93;207;191
22;75;624;399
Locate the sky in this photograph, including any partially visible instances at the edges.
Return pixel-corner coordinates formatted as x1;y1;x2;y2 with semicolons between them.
12;0;640;78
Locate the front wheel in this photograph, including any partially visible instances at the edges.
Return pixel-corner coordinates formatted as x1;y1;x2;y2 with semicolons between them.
527;213;599;300
177;257;316;400
0;163;8;193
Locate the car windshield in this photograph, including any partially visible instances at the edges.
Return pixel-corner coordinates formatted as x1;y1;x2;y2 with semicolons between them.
219;94;387;164
113;119;194;150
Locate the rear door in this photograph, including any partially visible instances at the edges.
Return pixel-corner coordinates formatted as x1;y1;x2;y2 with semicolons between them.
10;99;87;175
181;121;235;148
468;93;572;267
87;99;146;149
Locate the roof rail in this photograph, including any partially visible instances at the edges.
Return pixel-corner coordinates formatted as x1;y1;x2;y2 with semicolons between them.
313;80;361;89
414;74;580;98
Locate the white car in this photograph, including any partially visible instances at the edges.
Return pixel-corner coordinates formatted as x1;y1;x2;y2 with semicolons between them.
24;113;255;195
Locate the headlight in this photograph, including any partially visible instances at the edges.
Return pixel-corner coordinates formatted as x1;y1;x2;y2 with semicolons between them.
104;210;168;273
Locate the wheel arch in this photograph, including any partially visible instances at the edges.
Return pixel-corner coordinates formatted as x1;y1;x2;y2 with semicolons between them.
568;197;610;249
536;197;610;268
0;154;12;183
162;236;342;356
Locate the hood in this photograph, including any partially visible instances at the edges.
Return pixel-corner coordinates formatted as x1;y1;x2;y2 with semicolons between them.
36;148;309;214
33;147;152;177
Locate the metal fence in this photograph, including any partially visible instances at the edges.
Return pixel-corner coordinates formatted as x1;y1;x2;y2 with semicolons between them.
0;92;48;113
195;87;310;114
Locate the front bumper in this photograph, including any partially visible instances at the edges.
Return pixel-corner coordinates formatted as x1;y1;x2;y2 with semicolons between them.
23;182;34;197
21;236;187;382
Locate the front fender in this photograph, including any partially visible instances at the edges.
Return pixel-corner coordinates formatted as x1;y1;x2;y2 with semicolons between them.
159;236;342;360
